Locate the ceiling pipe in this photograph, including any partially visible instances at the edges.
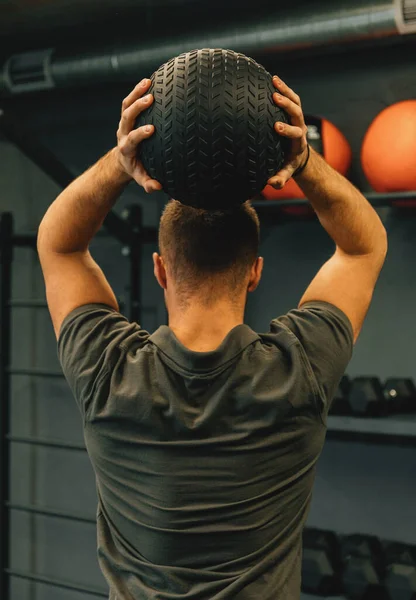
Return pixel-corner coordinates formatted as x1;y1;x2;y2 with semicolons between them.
1;0;415;96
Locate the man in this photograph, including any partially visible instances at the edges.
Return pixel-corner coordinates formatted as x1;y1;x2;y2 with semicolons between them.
37;76;387;599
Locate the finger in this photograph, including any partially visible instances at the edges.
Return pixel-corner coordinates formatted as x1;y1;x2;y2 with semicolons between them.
118;94;154;137
121;79;151;114
144;179;163;194
137;174;163;194
274;122;304;139
272;76;301;107
267;175;285;190
132;162;163;193
119;125;155;156
273;92;303;124
268;165;297;189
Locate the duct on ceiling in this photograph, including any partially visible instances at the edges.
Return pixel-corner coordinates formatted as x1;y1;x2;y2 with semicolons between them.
0;0;205;39
0;0;415;96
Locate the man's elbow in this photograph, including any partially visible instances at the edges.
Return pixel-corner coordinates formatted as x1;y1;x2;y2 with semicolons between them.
360;224;388;267
37;222;45;254
375;226;388;268
37;220;61;262
37;221;49;258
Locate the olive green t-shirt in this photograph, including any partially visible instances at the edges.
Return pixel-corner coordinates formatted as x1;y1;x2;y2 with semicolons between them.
58;301;353;600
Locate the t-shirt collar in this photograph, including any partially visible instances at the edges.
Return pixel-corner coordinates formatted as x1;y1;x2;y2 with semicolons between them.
149;324;259;373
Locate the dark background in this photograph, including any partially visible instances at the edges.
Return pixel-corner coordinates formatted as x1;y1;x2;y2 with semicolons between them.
1;1;415;598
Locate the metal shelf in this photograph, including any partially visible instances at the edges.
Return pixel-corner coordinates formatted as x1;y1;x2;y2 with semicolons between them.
9;299;47;308
6;569;107;597
8;367;64;378
7;503;95;525
302;596;342;600
252;191;416;219
326;414;416;446
7;435;86;452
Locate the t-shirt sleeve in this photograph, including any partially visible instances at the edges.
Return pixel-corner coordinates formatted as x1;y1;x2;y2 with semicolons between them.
271;301;354;418
57;303;149;420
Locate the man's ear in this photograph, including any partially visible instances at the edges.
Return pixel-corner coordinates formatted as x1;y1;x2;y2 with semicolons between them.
153;253;167;290
248;257;264;293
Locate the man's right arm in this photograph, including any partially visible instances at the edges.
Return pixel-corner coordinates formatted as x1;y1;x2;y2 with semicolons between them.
295;148;387;343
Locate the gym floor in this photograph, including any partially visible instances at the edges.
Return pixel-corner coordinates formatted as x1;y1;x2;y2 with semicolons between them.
0;1;415;599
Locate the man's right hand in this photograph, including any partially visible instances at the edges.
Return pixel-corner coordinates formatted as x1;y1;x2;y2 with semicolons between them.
115;79;163;194
267;76;309;190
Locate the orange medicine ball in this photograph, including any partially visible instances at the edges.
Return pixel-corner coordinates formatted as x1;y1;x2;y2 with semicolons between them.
361;100;416;193
262;116;352;216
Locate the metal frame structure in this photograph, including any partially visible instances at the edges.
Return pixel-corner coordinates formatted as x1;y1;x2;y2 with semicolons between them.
0;107;158;599
251;191;416;218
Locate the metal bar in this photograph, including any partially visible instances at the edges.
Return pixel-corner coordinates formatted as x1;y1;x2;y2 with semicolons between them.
103;211;132;246
127;205;143;323
0;107;131;245
6;569;108;597
13;230;110;250
12;233;37;249
7;435;86;452
0;109;73;187
7;503;95;525
366;191;416;204
252;191;416;215
11;225;155;260
9;300;157;312
12;226;156;249
326;429;416;447
9;300;47;308
0;213;13;600
142;227;158;244
8;368;64;378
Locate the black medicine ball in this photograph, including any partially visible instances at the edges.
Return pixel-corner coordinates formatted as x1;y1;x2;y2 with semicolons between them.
137;48;290;209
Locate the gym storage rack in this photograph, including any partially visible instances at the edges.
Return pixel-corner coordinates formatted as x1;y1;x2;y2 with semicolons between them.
252;191;416;218
0;108;158;599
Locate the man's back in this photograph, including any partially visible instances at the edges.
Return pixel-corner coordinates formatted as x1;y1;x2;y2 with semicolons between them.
59;301;353;599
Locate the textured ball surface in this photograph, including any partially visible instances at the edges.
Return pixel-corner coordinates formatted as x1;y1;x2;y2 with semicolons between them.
361;100;416;193
137;48;290;209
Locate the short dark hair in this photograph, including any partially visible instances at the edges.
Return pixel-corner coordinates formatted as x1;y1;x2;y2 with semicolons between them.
159;200;260;304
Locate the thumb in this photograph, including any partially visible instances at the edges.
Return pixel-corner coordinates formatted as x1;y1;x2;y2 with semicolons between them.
143;177;163;194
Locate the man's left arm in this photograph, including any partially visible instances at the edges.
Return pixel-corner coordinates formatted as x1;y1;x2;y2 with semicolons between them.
38;78;161;339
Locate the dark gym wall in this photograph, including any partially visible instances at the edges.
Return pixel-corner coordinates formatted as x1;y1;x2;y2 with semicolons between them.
2;37;415;600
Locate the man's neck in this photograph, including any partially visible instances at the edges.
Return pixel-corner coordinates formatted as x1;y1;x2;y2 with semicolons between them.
168;299;245;353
